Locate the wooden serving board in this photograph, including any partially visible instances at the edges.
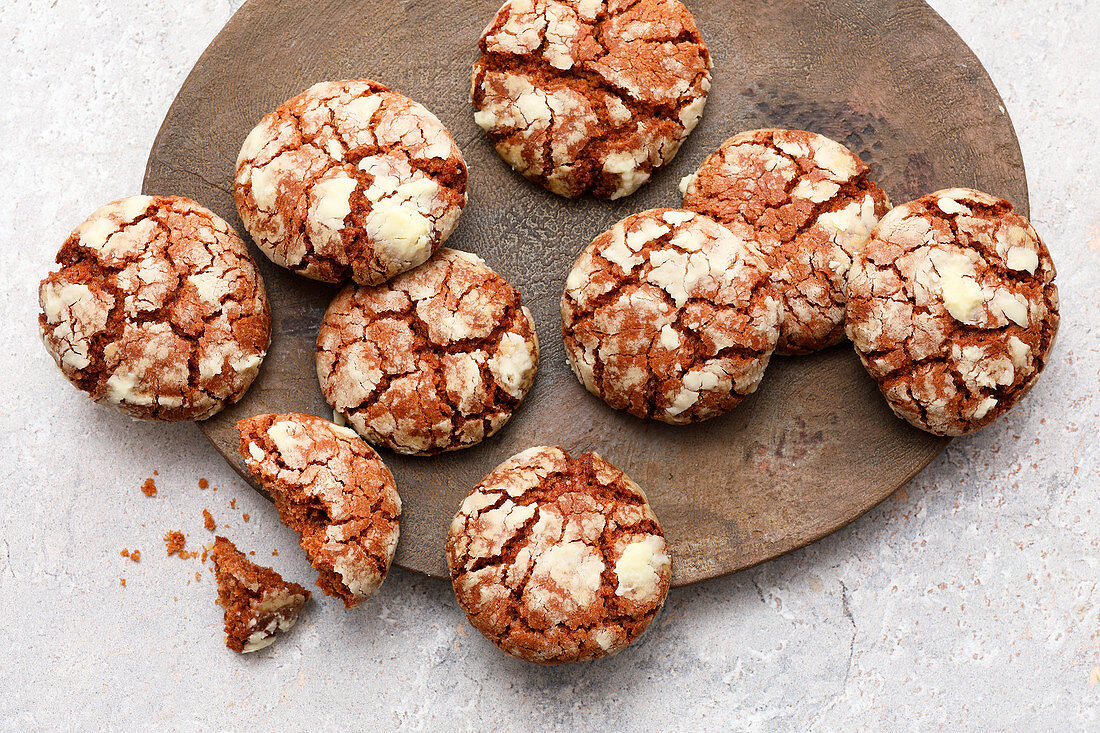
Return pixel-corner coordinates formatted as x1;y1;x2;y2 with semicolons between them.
143;0;1027;586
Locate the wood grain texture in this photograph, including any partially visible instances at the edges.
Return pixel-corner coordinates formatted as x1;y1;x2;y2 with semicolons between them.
142;0;1027;587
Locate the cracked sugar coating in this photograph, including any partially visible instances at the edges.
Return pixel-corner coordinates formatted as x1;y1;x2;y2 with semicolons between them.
237;413;401;608
681;128;890;354
472;0;711;199
210;536;310;653
846;188;1059;436
561;208;781;425
317;248;540;455
235;79;468;285
38;196;270;421
447;446;671;664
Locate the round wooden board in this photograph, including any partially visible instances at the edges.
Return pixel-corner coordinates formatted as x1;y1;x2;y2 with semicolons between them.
144;0;1027;587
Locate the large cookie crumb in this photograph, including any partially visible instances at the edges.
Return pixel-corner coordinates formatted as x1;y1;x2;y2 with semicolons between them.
317;248;540;454
235;80;468;285
845;188;1059;436
38;196;270;421
210;536;310;653
447;446;671;664
472;0;711;199
681;128;890;354
237;413;401;607
561;208;780;424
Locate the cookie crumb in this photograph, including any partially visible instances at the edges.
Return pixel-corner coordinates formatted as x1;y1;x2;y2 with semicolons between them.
242;513;250;523
230;499;237;509
120;578;126;587
120;548;141;563
164;531;187;557
203;510;216;531
199;478;209;489
141;478;157;497
211;536;310;653
201;547;209;564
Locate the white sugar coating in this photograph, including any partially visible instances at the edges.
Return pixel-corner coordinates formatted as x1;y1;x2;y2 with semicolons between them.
933;250;985;323
614;535;671;602
236;80;467;286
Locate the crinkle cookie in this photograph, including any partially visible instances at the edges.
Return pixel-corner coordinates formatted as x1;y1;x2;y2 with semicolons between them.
447;446;672;664
472;0;711;199
235;79;468;285
237;413;401;608
38;195;270;421
681;128;890;354
846;188;1059;436
317;248;540;455
210;536;310;654
561;209;781;424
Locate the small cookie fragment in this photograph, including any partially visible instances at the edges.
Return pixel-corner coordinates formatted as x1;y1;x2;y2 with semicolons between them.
317;248;540;454
681;129;890;354
235;80;468;285
846;188;1059;436
38;196;271;421
237;413;401;607
447;446;672;664
210;536;310;653
561;209;780;424
472;0;711;199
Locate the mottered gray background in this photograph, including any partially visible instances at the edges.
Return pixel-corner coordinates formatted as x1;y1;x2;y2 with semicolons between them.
1;0;1097;729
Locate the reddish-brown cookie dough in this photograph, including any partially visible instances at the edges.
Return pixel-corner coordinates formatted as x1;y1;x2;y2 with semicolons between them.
472;0;711;199
38;196;270;421
237;413;401;607
210;536;310;653
235;80;468;285
447;446;671;664
561;209;780;424
846;188;1059;436
681;129;890;354
317;248;540;455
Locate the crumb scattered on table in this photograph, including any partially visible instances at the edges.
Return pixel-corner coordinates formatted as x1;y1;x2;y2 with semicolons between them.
203;510;216;531
120;548;141;563
141;478;157;497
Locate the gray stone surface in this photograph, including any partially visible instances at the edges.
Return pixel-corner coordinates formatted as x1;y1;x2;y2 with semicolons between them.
1;0;1097;729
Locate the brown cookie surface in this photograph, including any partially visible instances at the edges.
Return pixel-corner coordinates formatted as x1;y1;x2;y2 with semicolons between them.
210;536;310;653
846;188;1059;436
38;195;270;421
681;128;890;354
446;446;671;664
317;248;540;455
561;208;780;424
237;413;401;607
235;80;467;285
472;0;711;199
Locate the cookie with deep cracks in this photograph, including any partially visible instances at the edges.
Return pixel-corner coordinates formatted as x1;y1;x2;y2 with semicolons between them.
447;446;672;664
845;188;1059;436
472;0;711;199
681;128;890;354
561;208;781;424
235;79;467;285
38;195;270;421
317;248;540;455
238;413;401;607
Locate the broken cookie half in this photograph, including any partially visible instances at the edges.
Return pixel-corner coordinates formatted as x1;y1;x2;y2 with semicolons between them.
210;536;310;653
237;413;402;607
